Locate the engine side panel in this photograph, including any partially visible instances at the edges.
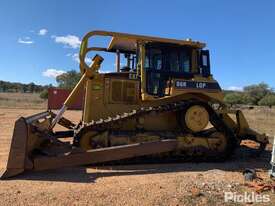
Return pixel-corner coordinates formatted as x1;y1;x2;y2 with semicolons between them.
82;73;224;131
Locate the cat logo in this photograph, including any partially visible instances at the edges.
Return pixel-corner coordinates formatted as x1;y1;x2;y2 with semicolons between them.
129;73;138;79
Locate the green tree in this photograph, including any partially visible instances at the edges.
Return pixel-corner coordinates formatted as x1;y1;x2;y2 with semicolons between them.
224;92;244;105
243;82;271;105
0;80;49;93
258;94;275;106
56;70;81;89
241;93;256;105
27;82;36;93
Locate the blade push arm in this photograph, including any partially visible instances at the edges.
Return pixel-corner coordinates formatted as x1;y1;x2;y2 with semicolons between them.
50;55;104;129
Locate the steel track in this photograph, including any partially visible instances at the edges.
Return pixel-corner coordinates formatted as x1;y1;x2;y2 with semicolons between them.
74;100;237;160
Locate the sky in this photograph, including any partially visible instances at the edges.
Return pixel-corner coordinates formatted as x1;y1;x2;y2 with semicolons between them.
0;0;275;90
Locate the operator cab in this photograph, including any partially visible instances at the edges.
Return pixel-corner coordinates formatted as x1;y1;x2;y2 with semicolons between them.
144;43;211;97
109;41;211;98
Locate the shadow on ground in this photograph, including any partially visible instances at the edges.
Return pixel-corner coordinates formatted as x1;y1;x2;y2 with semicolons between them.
1;145;272;183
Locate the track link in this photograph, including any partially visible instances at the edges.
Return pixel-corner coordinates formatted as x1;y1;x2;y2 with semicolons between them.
74;100;237;160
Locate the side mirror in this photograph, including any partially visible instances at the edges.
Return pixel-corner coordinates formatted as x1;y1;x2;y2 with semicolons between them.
199;50;210;77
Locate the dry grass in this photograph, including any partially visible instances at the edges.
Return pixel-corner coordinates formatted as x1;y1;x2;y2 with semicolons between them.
0;92;274;136
0;92;275;136
0;92;47;109
242;107;275;137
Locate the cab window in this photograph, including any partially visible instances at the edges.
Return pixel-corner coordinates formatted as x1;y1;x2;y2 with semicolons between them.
179;50;191;73
145;44;192;74
144;43;193;96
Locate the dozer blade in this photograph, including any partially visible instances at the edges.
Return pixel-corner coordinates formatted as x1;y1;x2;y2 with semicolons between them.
1;111;53;179
1;118;28;178
1;110;179;179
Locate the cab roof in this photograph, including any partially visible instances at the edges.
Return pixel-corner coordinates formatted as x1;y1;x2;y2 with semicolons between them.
85;30;206;53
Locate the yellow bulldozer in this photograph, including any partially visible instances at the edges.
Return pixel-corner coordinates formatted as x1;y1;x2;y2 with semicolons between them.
1;30;269;178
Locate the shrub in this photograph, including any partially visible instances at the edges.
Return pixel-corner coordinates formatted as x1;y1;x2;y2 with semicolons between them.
243;82;271;105
224;92;244;105
258;94;275;106
241;93;256;105
39;89;48;100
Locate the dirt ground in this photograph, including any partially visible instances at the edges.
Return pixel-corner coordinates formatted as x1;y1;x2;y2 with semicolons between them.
0;108;275;206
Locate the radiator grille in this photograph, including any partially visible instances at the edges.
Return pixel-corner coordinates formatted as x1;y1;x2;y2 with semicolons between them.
112;81;123;102
111;80;137;103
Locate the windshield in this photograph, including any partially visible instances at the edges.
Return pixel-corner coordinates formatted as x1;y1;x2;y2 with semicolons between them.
144;44;194;96
145;44;192;73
